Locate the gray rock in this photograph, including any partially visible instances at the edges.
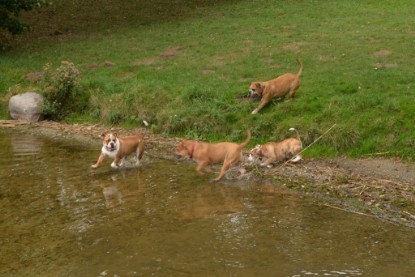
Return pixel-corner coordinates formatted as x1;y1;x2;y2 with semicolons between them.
9;92;44;122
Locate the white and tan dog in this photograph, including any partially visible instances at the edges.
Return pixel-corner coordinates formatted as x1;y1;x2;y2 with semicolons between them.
248;128;302;167
249;59;303;114
175;130;251;181
91;132;145;169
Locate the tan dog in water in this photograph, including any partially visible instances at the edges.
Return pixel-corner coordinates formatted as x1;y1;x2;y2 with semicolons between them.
249;59;303;114
248;128;302;167
91;132;145;169
175;130;251;181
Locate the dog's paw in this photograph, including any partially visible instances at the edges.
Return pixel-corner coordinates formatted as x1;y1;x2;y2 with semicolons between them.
111;162;119;169
91;164;98;169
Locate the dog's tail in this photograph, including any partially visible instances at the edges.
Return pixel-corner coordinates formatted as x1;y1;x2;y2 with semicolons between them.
295;58;303;77
239;130;252;148
289;127;302;148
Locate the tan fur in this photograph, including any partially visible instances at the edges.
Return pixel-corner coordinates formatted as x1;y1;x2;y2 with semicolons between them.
175;130;251;181
249;128;302;167
250;59;302;114
91;132;145;169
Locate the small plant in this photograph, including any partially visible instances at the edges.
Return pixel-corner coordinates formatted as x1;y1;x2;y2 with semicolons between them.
40;61;88;120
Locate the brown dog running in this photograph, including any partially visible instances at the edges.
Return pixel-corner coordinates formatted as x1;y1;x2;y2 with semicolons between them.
91;132;145;169
175;130;251;181
248;128;302;167
249;59;303;114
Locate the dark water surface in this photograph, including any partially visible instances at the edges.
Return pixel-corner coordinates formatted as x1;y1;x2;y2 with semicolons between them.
0;131;414;277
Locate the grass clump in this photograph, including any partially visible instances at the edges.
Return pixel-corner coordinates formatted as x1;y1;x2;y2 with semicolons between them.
40;61;89;120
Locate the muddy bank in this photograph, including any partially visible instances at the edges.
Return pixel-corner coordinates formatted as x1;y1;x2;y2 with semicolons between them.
1;120;414;227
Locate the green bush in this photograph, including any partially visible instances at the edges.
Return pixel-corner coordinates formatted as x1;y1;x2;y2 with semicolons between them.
40;61;89;120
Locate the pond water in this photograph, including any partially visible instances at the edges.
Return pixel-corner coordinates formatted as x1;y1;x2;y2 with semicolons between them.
0;130;414;277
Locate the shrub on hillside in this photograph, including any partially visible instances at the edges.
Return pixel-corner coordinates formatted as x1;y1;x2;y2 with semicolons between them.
40;61;89;120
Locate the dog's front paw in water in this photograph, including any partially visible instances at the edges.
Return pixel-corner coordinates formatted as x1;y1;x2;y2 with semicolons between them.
111;162;119;169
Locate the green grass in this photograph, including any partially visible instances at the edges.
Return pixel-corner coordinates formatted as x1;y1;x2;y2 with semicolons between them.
1;0;414;159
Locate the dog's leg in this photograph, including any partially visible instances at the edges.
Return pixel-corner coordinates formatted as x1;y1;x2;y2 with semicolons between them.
252;99;270;114
203;166;213;173
261;157;277;167
111;157;123;168
195;161;209;175
138;141;144;160
214;161;233;181
135;148;141;166
119;157;126;167
288;80;300;99
214;154;241;181
91;153;105;169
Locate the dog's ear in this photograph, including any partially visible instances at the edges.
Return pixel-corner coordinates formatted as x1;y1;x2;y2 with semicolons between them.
255;83;263;93
112;133;118;138
99;132;106;139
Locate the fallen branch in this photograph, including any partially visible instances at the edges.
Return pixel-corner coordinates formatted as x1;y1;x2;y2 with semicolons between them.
0;120;31;128
362;151;391;156
403;211;415;220
323;203;370;217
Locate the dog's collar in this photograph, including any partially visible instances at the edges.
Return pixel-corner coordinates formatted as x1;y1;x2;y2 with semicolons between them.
189;143;196;159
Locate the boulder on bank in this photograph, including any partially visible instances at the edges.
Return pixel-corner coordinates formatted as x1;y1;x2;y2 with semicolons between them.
9;92;44;122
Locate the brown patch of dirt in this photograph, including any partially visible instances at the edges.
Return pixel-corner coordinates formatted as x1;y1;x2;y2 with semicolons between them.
373;62;398;69
132;47;182;66
1;120;414;227
283;41;305;52
26;71;44;82
373;50;392;57
282;24;297;30
201;69;216;75
159;47;182;58
86;61;116;71
133;57;159;66
318;55;336;62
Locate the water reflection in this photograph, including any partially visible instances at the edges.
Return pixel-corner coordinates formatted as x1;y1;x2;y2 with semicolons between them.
1;130;415;277
181;185;245;219
292;269;363;276
91;170;148;208
11;133;43;157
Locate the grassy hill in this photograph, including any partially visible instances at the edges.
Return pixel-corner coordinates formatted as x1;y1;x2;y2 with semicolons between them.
1;0;414;159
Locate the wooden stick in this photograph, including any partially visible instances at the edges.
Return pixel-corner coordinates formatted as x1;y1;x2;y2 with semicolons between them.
362;151;390;156
0;120;32;128
323;203;370;217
